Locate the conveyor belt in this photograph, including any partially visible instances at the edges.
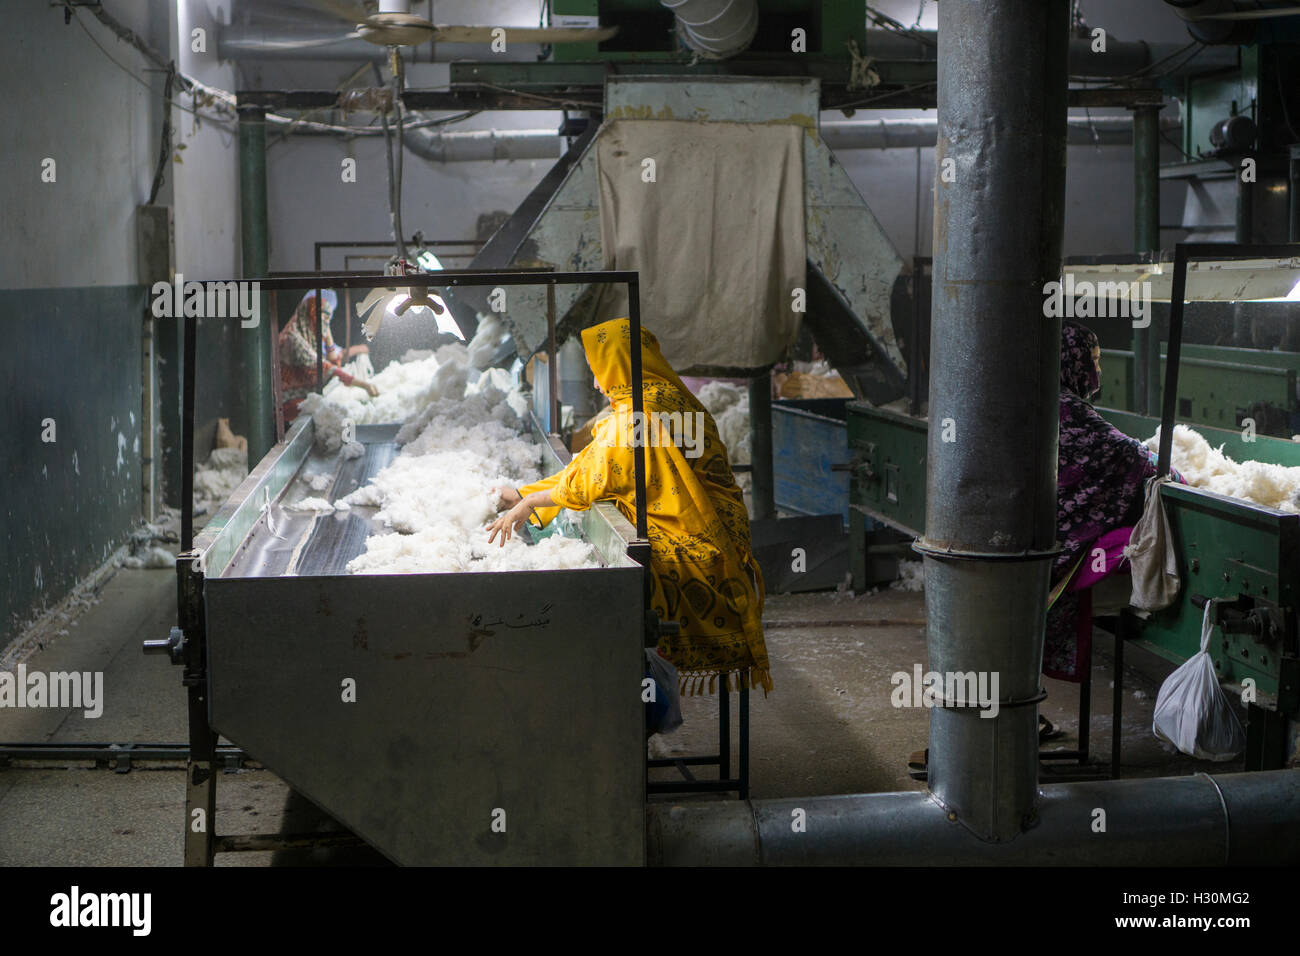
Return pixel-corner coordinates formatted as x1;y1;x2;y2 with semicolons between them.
220;430;398;579
293;440;397;576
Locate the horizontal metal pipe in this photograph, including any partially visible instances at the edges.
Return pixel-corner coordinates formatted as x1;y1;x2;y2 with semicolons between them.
403;127;562;163
819;116;1181;151
647;770;1300;865
857;29;1238;76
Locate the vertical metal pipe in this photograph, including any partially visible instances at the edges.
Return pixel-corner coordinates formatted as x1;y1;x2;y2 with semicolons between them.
1131;106;1162;416
921;0;1068;842
749;373;774;520
181;313;197;555
239;105;274;464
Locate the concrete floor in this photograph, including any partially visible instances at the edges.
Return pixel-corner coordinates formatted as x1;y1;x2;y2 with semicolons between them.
1;561;1233;866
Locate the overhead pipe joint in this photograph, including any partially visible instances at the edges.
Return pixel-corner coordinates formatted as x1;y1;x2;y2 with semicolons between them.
660;0;758;59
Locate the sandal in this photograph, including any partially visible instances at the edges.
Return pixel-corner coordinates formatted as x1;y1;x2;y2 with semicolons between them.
1039;715;1063;741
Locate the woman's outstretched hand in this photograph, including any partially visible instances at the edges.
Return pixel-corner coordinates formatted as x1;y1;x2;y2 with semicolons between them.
486;501;531;547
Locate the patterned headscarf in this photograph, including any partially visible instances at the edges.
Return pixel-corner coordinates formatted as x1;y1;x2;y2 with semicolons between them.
1060;321;1100;402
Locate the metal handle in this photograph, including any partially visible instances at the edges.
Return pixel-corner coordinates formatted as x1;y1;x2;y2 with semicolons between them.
143;626;186;665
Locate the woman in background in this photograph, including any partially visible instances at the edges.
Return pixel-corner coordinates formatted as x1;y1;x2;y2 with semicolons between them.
278;289;378;424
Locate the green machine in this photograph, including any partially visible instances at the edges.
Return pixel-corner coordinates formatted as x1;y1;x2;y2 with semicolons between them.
846;400;1299;770
1101;345;1299;434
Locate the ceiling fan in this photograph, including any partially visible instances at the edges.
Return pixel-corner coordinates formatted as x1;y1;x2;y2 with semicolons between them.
306;0;618;48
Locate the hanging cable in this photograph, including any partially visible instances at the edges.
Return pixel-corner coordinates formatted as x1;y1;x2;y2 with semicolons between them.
147;63;177;205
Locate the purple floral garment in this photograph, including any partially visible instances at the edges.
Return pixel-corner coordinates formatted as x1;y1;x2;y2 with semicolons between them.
1044;322;1157;681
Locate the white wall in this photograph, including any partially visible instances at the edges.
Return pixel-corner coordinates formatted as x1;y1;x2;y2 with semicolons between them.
174;0;240;278
0;2;166;289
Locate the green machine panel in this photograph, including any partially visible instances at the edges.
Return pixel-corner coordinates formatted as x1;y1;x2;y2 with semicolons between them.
845;402;1300;714
1100;346;1298;431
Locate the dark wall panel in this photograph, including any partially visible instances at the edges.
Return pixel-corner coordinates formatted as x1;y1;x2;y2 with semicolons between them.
1;285;145;643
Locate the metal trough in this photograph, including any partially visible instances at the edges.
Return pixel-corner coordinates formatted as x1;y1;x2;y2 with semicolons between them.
193;413;647;865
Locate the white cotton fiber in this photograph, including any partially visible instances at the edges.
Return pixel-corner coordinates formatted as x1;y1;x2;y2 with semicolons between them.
1147;425;1300;513
286;496;336;513
303;473;333;492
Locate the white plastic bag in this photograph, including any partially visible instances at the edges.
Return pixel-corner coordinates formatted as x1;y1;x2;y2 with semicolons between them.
1151;600;1245;761
1126;475;1180;611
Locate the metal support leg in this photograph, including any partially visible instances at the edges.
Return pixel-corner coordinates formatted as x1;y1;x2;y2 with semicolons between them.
749;373;774;520
1112;612;1127;779
719;679;731;782
1077;664;1091;766
739;683;750;800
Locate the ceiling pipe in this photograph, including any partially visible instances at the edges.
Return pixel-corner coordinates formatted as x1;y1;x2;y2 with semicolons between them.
847;29;1238;77
1163;0;1257;44
220;11;1235;78
917;0;1068;842
819;115;1181;150
402;127;563;163
647;770;1300;865
659;0;758;59
277;115;1177;161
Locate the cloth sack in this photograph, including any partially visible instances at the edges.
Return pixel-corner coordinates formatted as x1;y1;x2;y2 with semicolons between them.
1126;475;1180;611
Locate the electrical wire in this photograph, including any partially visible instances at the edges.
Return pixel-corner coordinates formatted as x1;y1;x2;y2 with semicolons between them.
66;1;479;140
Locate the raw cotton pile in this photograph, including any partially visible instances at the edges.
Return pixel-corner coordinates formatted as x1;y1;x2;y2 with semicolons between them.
343;384;598;573
695;381;751;469
293;317;598;574
1147;425;1300;513
193;447;248;516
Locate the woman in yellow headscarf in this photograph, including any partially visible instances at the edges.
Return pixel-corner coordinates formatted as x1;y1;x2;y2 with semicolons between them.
486;318;771;696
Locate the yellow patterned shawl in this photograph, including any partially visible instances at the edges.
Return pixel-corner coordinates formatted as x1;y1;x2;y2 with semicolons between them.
518;318;771;695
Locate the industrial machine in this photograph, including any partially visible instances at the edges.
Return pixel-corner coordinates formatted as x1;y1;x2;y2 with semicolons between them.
148;270;667;866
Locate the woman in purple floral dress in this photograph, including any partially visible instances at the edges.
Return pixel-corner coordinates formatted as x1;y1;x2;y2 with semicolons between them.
1044;322;1167;683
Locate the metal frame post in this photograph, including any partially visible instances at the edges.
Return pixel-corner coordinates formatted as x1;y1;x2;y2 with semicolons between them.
238;104;274;466
1131;104;1162;416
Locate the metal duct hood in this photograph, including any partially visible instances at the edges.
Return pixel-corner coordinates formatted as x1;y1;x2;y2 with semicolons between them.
446;76;910;402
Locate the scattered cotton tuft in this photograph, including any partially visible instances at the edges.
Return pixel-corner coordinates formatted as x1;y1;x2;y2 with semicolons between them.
467;313;505;370
193;447;248;515
286;496;336;513
891;559;926;592
122;545;176;569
